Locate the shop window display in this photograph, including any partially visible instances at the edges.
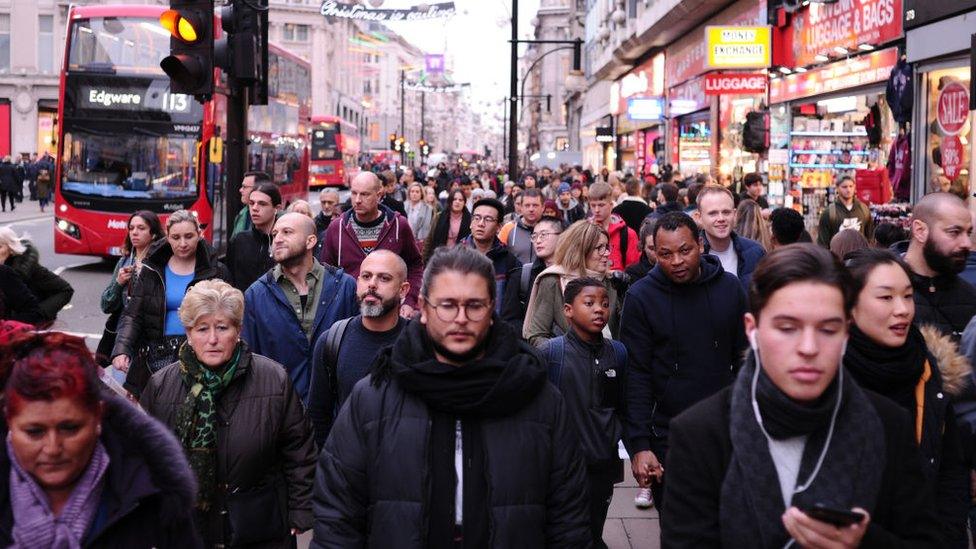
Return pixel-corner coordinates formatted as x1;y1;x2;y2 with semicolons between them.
678;115;711;176
923;68;971;200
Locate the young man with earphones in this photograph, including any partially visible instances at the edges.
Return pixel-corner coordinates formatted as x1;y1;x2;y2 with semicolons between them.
661;244;941;548
620;212;748;511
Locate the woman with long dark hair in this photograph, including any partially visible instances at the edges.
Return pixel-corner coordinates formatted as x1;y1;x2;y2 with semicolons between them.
662;244;941;547
97;210;164;368
844;248;969;546
424;189;470;262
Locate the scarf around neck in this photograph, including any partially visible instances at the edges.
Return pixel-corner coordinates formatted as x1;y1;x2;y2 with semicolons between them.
8;436;110;549
175;341;243;510
372;319;547;417
719;354;885;548
844;323;926;412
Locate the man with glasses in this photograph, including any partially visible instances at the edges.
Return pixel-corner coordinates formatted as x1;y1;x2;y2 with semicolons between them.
232;171;273;238
517;217;563;319
312;246;590;546
620;211;747;511
460;198;521;326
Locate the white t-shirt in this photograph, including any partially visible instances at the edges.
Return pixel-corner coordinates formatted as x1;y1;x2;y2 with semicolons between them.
709;243;739;277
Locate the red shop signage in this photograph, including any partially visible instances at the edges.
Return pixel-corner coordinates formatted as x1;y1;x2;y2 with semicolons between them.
704;73;767;95
937;81;969;136
770;47;898;104
942;135;964;180
787;0;902;68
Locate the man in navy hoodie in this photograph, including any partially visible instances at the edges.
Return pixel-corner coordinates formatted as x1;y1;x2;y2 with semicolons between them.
620;211;748;508
696;184;765;291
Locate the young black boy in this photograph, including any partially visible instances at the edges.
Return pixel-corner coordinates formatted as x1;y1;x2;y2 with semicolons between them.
541;277;626;549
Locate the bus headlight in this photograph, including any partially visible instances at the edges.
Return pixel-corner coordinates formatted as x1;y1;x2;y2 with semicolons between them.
56;218;81;240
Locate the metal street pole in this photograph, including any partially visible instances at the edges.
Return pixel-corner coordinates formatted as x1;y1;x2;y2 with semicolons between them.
502;98;508;170
508;0;518;182
400;69;406;165
225;80;248;249
421;91;426;141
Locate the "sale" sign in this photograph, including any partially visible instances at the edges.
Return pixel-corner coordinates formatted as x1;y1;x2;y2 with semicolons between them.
704;73;767;95
937;81;969;136
941;135;964;180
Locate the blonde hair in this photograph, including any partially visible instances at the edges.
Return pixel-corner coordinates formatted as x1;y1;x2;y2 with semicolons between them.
287;199;314;218
166;209;201;233
553;220;610;276
0;226;27;255
696;184;734;208
178;279;245;329
734;199;771;251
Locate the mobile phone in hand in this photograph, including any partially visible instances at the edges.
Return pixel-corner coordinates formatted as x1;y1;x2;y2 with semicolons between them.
799;504;865;527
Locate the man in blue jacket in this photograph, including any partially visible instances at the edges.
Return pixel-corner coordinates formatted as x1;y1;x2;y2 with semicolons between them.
242;212;358;402
696;184;765;290
620;211;748;509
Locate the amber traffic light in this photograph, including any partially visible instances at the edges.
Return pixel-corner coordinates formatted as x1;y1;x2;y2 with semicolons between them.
159;1;214;99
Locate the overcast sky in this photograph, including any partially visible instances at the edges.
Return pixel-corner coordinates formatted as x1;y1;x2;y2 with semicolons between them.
381;0;541;129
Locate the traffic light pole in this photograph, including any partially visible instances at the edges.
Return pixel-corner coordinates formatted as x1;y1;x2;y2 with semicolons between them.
225;82;249;246
508;0;518;182
400;69;406;165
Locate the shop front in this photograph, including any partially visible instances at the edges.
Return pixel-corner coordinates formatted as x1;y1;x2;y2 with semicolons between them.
580;80;613;172
664;0;769;179
769;47;901;226
905;0;976;201
610;53;665;176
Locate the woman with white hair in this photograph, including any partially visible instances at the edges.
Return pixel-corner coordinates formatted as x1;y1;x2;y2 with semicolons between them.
0;226;73;325
141;279;315;548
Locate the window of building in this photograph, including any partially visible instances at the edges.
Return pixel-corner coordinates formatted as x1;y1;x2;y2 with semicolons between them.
283;23;309;42
0;15;9;72
39;15;54;73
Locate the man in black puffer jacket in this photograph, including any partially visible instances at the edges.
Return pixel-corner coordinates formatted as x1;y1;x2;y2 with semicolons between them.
312;246;590;548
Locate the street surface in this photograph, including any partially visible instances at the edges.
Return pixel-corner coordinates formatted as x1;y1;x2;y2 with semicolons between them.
0;190;661;549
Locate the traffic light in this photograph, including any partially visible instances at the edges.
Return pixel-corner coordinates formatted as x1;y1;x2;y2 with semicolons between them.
215;0;269;104
420;140;430;157
160;0;214;99
389;133;397;151
394;136;404;152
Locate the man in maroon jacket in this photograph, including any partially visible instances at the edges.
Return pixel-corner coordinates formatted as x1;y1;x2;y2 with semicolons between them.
320;172;423;317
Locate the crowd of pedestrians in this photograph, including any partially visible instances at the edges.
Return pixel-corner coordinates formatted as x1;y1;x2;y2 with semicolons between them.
7;159;976;548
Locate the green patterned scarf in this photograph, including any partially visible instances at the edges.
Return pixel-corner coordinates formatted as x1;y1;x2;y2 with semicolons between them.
175;340;243;511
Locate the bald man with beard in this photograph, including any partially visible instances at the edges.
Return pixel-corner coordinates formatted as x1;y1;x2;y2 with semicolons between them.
242;212;358;402
897;192;976;340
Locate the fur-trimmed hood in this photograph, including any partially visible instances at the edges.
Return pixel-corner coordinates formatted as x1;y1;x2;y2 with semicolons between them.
921;324;972;397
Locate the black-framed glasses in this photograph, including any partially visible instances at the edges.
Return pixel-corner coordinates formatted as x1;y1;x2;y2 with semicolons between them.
425;300;492;322
530;231;561;241
471;214;498;225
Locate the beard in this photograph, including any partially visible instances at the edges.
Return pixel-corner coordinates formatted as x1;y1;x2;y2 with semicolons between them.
275;245;307;268
359;291;399;318
923;238;968;275
429;329;491;364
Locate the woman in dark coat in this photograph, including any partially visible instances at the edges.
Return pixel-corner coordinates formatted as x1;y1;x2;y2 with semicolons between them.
141;280;316;548
0;264;43;324
112;210;229;396
424;189;470;262
0;329;201;547
662;244;942;548
844;248;970;547
0;227;73;324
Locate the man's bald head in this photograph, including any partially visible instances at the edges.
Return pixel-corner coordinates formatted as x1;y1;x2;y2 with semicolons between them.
912;192;969;226
352;171;382;192
362;249;408;282
276;211;317;238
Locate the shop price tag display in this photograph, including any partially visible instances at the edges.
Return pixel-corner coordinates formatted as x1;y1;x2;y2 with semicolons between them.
941;136;964;180
937;81;969;136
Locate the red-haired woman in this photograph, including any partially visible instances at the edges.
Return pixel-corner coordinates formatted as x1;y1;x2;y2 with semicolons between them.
0;330;201;547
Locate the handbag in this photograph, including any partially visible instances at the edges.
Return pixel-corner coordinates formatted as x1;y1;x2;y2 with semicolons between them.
225;479;288;545
137;336;185;375
95;310;121;367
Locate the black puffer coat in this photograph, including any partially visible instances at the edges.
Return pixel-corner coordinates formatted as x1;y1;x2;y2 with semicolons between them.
311;320;590;548
911;270;976;339
0;263;43;324
141;349;316;548
4;242;74;321
226;226;274;293
0;392;202;547
112;238;229;393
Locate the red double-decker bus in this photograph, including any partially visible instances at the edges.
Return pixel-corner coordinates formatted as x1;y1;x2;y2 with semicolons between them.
309;115;360;189
54;4;310;256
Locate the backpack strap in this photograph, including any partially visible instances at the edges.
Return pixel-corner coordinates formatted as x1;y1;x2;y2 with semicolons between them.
610;340;627;373
546;336;566;386
324;317;353;411
520;262;533;300
619;226;629;266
